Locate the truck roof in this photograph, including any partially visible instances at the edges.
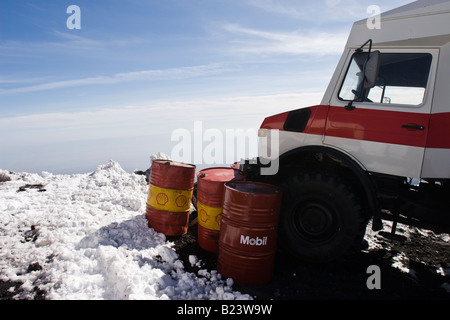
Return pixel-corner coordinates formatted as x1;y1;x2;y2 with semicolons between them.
347;0;450;48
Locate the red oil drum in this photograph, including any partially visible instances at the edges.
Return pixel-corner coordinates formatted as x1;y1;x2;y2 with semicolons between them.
145;160;196;236
196;167;245;253
217;181;282;285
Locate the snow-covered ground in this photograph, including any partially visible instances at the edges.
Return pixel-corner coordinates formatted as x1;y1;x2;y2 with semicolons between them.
1;159;449;300
0;160;251;300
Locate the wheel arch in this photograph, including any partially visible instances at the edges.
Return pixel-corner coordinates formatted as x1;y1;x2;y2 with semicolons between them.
278;145;383;231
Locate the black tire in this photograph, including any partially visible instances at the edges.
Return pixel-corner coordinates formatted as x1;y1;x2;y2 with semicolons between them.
279;172;367;263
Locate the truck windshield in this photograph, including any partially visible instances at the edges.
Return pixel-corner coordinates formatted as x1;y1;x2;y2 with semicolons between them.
339;52;432;106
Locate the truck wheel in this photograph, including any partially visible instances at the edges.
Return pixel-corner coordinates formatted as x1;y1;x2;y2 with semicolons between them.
279;172;367;263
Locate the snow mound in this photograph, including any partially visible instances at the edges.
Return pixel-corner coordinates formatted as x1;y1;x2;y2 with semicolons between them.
150;152;171;162
0;161;251;300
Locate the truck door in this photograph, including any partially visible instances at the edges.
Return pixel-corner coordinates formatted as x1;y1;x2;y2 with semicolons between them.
324;50;437;179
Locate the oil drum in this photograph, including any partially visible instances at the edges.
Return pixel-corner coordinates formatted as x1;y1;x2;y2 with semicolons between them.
196;167;245;253
145;160;196;236
217;181;282;285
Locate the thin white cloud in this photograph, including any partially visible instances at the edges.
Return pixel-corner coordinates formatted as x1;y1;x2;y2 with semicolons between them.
51;30;105;48
222;24;347;56
245;0;368;21
0;31;145;57
0;92;323;146
0;92;325;173
0;64;233;95
51;30;148;49
245;0;314;20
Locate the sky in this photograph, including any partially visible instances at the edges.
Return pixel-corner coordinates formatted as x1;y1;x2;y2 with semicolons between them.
0;0;412;174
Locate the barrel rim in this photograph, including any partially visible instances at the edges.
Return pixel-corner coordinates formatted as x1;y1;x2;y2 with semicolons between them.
224;181;282;195
152;159;196;169
197;167;244;182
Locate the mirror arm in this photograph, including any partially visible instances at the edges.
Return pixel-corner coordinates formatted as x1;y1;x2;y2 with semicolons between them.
345;100;356;111
345;39;378;111
356;39;373;55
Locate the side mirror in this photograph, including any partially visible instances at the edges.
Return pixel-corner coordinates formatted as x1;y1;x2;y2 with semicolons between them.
363;50;380;89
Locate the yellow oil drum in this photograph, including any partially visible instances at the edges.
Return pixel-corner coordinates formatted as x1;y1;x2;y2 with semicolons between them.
196;167;245;253
145;160;196;236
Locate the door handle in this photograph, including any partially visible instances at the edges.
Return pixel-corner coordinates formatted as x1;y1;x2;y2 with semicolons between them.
401;124;425;131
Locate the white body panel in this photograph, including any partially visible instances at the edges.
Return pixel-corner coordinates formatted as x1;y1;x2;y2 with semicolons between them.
422;148;450;178
259;130;424;178
324;136;425;178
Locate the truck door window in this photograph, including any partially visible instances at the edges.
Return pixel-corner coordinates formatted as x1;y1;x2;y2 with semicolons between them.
339;53;432;106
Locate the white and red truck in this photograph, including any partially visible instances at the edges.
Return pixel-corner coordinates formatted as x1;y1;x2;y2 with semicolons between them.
242;0;450;262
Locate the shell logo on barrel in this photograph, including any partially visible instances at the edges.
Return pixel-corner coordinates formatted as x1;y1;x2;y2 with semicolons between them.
199;209;209;224
197;202;221;231
156;193;169;206
175;195;187;208
147;184;192;212
215;214;222;226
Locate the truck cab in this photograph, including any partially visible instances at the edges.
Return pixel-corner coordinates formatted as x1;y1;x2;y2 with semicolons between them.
246;0;450;262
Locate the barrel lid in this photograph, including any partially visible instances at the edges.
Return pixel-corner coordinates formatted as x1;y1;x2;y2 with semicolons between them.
225;181;281;194
198;167;243;182
152;160;195;169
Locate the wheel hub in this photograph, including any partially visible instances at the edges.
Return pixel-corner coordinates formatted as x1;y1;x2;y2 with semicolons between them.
295;203;335;239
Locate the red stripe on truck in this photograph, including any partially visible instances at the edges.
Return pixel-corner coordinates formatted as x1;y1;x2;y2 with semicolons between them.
325;106;429;148
426;112;450;149
260;105;450;149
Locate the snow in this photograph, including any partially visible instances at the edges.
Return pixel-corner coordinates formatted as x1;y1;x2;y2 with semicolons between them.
0;160;251;300
364;219;450;292
1;158;449;299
